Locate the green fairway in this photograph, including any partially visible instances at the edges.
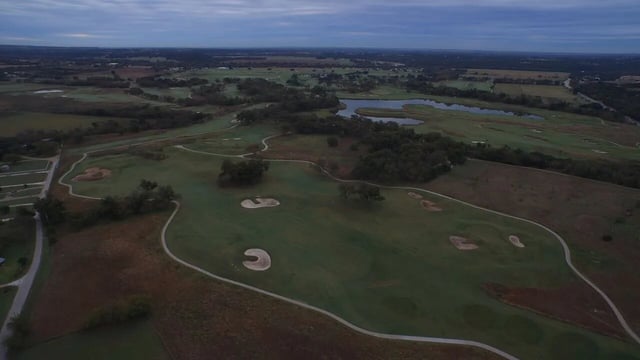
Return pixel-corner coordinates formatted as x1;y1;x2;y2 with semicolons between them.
61;147;640;360
13;320;169;360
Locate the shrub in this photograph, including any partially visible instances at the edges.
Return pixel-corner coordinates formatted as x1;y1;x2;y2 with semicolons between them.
326;136;338;147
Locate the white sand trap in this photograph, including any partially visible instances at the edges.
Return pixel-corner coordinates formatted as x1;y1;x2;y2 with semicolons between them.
243;248;271;271
592;149;608;154
449;236;478;251
33;89;63;94
421;199;443;212
407;192;423;200
509;235;525;248
531;129;543;133
241;197;280;209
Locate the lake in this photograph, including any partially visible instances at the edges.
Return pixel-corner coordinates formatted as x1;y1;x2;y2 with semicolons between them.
337;99;544;125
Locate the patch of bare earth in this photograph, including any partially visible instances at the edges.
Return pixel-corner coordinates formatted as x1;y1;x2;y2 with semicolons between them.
426;159;640;336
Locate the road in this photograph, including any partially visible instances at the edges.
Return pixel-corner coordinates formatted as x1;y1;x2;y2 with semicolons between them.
0;155;59;360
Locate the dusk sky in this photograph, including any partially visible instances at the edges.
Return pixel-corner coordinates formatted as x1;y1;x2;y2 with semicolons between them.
1;0;639;53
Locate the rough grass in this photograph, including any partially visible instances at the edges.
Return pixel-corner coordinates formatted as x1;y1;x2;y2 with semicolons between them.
0;218;35;284
494;84;581;103
439;80;493;92
61;147;640;359
1;160;49;173
0;287;17;325
13;320;169;360
465;69;570;81
0;111;128;136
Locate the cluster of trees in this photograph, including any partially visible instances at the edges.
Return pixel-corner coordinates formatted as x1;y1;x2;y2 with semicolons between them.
577;82;640;120
136;76;207;88
84;295;152;330
469;144;640;189
352;130;467;183
36;179;177;229
218;159;270;186
179;82;244;107
339;183;384;201
405;77;625;122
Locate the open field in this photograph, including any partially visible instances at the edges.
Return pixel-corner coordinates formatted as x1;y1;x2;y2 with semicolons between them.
0;111;129;136
15;320;170;360
439;80;494;92
27;179;502;360
494;84;582;103
465;69;570;81
59;147;640;359
0;287;17;326
426;159;640;334
352;98;640;161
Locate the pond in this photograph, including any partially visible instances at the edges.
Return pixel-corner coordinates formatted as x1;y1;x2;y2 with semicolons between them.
337;98;544;125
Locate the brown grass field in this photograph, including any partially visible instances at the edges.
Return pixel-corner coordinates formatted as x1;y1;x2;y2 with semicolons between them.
24;159;500;360
426;159;640;335
465;69;570;81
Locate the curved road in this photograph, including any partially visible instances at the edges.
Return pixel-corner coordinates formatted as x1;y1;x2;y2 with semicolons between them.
57;133;640;360
0;155;59;360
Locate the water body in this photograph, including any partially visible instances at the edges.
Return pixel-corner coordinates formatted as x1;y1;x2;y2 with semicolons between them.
337;99;544;125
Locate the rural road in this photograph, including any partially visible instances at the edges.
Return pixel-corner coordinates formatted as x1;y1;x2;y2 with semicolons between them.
0;155;59;360
58;130;640;360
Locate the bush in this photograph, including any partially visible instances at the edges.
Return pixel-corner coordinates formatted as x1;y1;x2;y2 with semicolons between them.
84;295;152;330
326;136;338;147
5;314;31;349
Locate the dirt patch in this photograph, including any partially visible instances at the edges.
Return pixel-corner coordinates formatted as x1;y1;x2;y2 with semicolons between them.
407;192;423;200
483;283;626;339
242;248;271;271
508;235;525;248
421;199;443;212
449;236;478;250
241;197;280;209
72;167;112;182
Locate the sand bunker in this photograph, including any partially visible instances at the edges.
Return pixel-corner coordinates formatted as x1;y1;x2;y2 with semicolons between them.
407;192;423;200
449;236;478;251
72;167;112;182
242;248;271;271
592;149;608;154
241;197;280;209
421;199;443;212
33;89;63;94
508;235;525;248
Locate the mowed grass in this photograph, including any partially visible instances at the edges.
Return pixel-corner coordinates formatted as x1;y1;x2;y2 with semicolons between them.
14;320;169;360
494;84;581;103
62;147;640;360
0;111;128;136
1;160;49;173
183;123;278;155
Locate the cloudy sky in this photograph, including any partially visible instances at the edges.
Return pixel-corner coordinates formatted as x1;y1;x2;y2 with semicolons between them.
1;0;639;53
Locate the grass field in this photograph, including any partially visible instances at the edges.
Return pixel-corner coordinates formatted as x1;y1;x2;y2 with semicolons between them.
439;80;494;92
465;69;570;81
61;147;640;359
14;320;169;360
494;84;581;103
0;217;35;284
0;111;129;136
182;123;278;155
142;87;191;99
0;287;17;325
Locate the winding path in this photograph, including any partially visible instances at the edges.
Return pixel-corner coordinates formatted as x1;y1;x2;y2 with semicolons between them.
57;132;640;360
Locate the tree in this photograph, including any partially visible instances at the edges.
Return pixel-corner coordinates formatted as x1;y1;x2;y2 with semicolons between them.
139;179;158;192
326;136;339;147
339;183;384;202
34;196;66;225
218;159;270;186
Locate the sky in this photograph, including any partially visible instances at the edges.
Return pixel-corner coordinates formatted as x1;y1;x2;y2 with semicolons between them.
1;0;639;53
